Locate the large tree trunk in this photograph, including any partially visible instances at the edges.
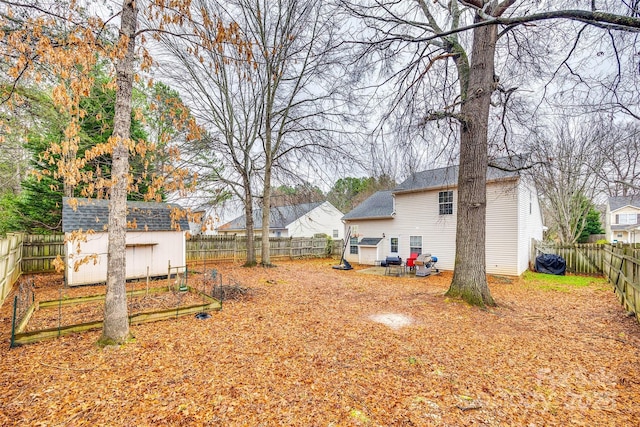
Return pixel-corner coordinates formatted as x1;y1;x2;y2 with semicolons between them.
445;21;497;307
243;177;257;266
261;131;272;267
102;0;137;344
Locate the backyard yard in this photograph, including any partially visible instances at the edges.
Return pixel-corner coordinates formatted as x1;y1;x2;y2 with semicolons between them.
0;259;639;426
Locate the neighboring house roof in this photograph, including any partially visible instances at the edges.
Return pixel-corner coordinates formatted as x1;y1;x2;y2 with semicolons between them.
394;156;525;194
609;196;640;211
218;201;327;231
62;197;189;233
611;224;640;231
358;237;382;246
342;190;395;221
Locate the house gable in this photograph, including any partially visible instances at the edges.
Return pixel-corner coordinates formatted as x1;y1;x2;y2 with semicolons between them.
218;201;344;238
607;196;640;243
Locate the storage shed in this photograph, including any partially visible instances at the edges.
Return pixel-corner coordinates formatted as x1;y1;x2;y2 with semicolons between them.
62;197;190;286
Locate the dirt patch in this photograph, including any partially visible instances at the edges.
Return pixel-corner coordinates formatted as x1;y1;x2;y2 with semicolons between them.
369;313;414;329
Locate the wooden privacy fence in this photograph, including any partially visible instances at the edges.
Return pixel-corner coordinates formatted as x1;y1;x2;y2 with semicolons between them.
601;245;640;321
21;234;65;273
1;233;23;307
532;241;604;275
534;241;640;322
18;234;342;273
186;235;342;262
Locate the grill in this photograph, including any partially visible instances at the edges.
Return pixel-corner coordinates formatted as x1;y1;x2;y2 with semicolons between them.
415;253;438;277
380;256;402;267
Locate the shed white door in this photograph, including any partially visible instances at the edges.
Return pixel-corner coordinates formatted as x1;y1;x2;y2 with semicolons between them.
359;246;379;265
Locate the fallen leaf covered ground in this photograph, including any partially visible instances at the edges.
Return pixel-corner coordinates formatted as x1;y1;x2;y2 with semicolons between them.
1;259;639;426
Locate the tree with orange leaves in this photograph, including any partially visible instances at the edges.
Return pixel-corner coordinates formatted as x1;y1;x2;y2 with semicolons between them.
0;0;239;344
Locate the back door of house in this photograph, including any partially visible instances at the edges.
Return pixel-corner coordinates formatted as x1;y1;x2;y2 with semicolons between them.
389;236;399;257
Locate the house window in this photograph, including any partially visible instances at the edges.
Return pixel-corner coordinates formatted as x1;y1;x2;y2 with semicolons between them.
409;236;422;255
390;237;399;253
333;229;339;238
276;231;282;238
617;213;638;225
439;190;453;215
350;237;358;254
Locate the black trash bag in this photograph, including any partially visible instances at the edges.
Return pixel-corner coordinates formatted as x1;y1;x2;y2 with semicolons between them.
535;254;566;275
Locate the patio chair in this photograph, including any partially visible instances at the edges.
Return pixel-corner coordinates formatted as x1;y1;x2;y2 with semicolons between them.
406;253;419;271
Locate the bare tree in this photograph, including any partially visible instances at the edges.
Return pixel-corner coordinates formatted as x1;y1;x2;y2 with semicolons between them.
0;0;235;343
158;0;355;266
600;122;640;197
342;1;640;306
527;117;607;244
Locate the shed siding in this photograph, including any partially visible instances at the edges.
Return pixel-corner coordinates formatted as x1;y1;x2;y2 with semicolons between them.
359;246;381;264
65;230;186;286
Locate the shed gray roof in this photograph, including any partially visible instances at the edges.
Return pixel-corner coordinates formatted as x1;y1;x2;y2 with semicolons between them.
394;156;524;193
218;201;327;231
358;237;382;246
341;190;394;221
609;196;640;211
62;197;190;233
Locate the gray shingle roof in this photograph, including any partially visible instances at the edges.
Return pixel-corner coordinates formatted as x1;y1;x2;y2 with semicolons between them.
341;190;394;221
611;223;640;231
394;156;524;193
62;197;190;233
342;156;526;221
609;196;640;211
218;202;327;231
358;237;382;246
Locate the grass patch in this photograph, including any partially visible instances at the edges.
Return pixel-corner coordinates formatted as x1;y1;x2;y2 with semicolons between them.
523;271;609;292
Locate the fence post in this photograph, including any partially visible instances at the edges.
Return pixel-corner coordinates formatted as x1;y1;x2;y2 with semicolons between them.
1;238;8;305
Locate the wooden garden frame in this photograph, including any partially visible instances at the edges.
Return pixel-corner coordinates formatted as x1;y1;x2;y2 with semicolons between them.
11;286;221;347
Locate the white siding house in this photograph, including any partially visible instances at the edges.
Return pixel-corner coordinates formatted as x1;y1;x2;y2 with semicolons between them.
606;196;640;243
62;198;189;286
217;201;344;239
342;159;544;276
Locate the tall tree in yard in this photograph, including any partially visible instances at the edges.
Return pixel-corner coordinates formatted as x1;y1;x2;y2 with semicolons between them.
102;0;137;343
159;0;353;267
0;1;226;343
344;1;640;306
